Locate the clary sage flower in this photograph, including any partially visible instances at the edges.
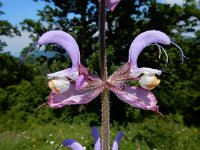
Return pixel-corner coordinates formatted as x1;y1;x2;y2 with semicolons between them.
37;30;104;108
55;127;125;150
31;30;186;113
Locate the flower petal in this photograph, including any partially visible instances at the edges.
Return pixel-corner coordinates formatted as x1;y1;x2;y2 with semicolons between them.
109;84;159;111
130;67;162;78
128;30;171;69
76;75;86;90
48;84;104;108
106;0;122;11
47;68;79;80
62;139;84;150
112;131;124;150
91;127;101;150
37;30;80;71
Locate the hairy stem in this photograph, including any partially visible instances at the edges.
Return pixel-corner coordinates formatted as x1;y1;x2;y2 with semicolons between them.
99;0;110;149
101;89;110;150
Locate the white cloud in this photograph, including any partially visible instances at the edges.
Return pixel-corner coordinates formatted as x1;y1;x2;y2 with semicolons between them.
164;0;199;5
1;30;32;57
164;0;184;5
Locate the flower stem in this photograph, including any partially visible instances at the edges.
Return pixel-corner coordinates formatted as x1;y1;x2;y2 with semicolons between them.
99;0;110;149
101;89;110;150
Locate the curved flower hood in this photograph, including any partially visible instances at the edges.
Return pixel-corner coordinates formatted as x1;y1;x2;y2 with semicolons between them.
37;30;80;78
128;30;171;78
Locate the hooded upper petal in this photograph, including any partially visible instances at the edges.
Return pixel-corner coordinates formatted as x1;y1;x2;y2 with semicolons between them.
128;30;171;78
128;30;171;69
108;30;170;82
37;30;80;71
108;83;158;111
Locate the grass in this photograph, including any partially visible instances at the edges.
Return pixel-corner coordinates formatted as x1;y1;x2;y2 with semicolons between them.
0;123;93;150
0;115;200;150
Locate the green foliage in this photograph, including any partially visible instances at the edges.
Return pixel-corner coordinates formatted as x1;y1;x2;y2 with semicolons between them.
0;115;200;150
0;53;36;88
118;114;200;150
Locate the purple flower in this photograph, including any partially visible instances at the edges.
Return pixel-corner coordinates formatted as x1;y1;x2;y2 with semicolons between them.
37;30;104;108
107;30;171;112
55;127;124;150
36;30;186;112
107;30;187;112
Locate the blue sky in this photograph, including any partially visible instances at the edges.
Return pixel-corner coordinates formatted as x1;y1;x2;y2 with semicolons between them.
1;0;48;57
1;0;47;25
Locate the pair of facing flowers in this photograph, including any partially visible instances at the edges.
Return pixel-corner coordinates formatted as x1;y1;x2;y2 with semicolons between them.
31;30;186;113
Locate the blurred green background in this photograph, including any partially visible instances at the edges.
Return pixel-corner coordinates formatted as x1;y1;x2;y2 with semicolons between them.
0;0;200;149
